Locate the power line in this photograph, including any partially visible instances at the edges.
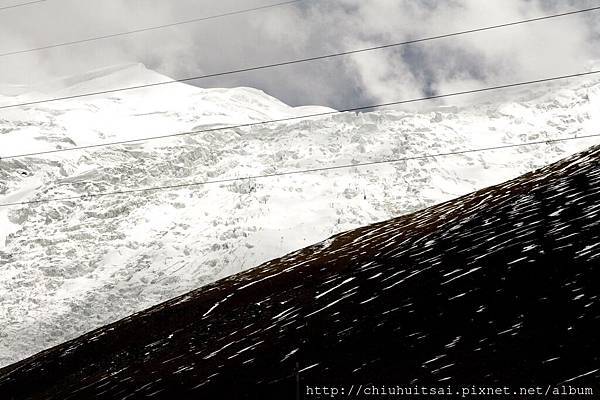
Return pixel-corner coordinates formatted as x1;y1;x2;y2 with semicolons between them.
0;0;303;57
0;5;599;110
1;132;598;208
0;0;45;11
1;68;600;161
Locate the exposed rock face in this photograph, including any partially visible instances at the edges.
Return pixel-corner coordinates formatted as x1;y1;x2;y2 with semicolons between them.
1;145;599;399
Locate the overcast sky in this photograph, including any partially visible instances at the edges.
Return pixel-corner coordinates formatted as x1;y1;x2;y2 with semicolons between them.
0;0;599;109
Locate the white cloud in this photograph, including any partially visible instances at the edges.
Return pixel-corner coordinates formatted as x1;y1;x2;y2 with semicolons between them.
0;0;598;108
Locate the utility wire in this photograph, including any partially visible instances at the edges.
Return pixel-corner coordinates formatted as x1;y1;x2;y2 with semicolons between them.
1;132;599;208
0;5;599;110
0;0;45;11
1;68;600;161
0;0;303;57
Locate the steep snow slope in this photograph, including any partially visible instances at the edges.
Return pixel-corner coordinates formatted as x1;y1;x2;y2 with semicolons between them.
1;145;599;399
1;63;600;366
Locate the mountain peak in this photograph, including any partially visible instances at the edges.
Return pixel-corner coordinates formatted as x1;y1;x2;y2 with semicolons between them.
36;63;174;95
2;144;599;397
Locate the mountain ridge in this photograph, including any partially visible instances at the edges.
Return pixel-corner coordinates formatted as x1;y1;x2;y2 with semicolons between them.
1;64;600;367
1;143;599;399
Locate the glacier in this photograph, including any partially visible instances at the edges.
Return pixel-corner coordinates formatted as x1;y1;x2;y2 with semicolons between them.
0;62;599;367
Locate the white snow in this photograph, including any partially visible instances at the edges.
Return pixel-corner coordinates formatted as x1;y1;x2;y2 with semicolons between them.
0;176;41;249
1;63;600;366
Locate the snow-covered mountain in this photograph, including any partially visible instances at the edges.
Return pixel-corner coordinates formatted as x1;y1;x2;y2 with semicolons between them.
3;141;600;399
0;62;599;367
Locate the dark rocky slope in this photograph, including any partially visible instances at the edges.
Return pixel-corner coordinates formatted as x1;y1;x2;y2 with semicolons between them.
2;146;600;399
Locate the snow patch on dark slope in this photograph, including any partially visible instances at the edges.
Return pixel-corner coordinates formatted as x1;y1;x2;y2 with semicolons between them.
1;144;599;399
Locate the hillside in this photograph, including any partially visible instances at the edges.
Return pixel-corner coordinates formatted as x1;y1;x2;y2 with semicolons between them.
1;63;600;366
1;144;599;399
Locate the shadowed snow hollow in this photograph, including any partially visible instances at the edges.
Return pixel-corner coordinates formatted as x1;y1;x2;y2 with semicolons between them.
0;63;600;366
